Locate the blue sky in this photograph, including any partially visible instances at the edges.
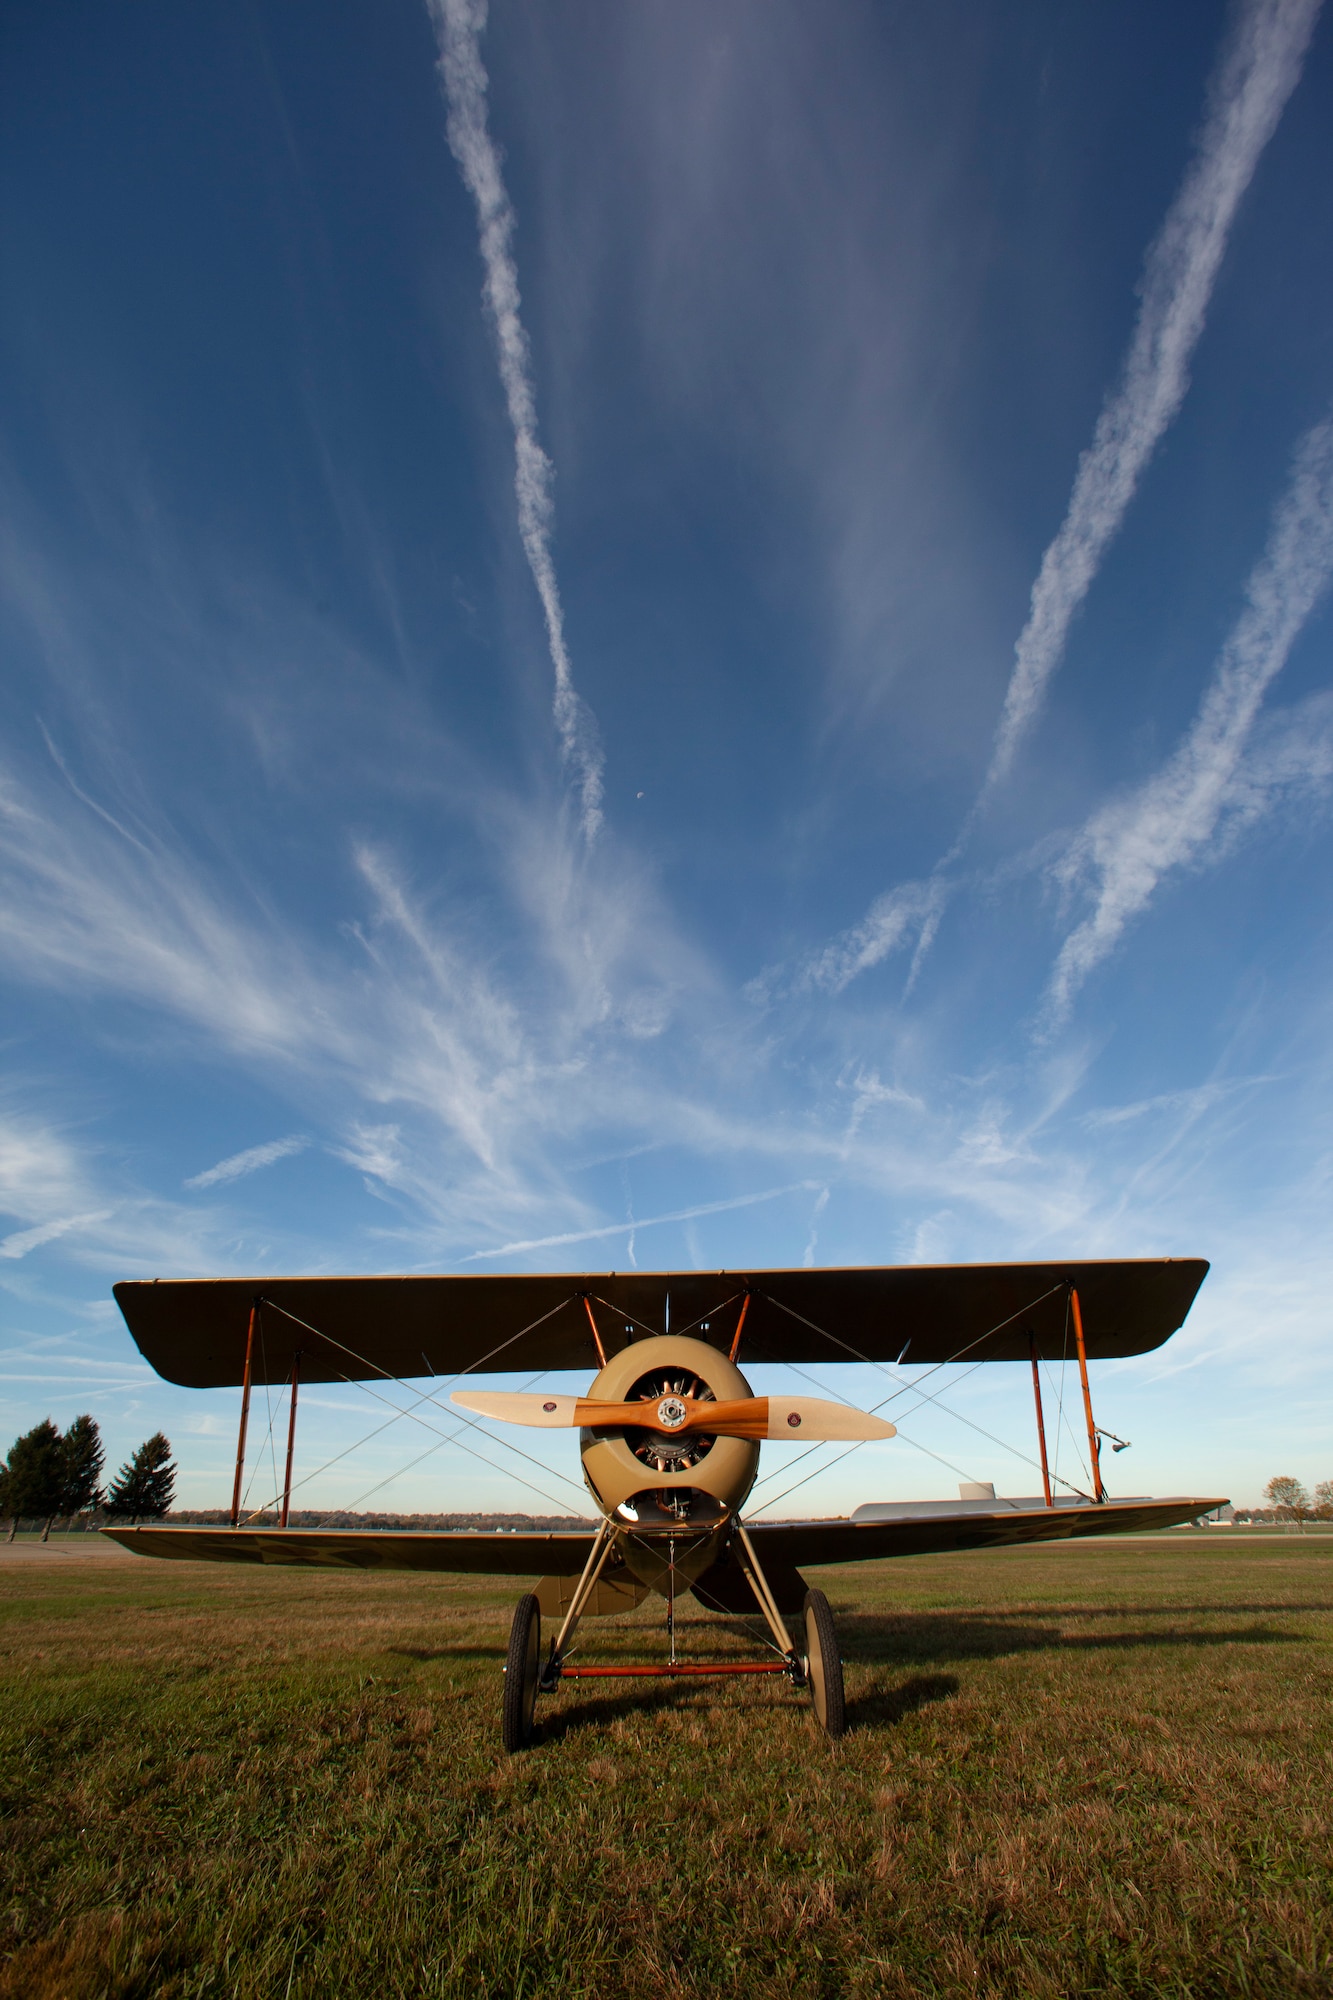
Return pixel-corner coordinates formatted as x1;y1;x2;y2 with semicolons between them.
2;0;1330;1518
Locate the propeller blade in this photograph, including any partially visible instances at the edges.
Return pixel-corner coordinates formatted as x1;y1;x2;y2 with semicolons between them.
451;1388;895;1443
451;1390;582;1427
763;1396;896;1441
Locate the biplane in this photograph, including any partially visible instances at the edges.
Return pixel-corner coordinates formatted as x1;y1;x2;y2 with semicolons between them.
105;1259;1222;1748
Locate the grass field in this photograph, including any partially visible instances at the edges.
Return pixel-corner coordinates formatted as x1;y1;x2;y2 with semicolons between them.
2;1534;1330;1999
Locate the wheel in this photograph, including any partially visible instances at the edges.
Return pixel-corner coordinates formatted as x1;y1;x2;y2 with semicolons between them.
803;1588;845;1739
502;1593;541;1752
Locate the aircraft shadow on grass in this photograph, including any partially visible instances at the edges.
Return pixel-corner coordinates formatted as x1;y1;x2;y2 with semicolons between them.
531;1670;962;1742
832;1610;1302;1666
844;1673;961;1731
533;1611;1298;1738
387;1605;1301;1693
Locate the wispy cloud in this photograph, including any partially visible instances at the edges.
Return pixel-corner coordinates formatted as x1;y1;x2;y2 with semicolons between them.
984;0;1321;791
0;733;726;1256
797;878;950;995
1046;414;1333;1020
0;1212;114;1260
801;1186;830;1268
428;0;605;841
184;1135;309;1190
1082;1077;1278;1129
465;1181;823;1261
0;1107;251;1276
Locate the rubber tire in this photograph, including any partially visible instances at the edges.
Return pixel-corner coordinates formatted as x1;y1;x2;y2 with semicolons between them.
803;1588;845;1739
502;1593;542;1753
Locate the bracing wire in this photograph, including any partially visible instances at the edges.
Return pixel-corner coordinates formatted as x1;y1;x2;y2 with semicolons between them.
751;1417;1012;1520
747;1347;1076;1500
745;1343;991;1496
242;1393;469;1520
262;1287;577;1400
409;1374;593;1503
244;1296;591;1518
344;1438;452;1514
744;1282;1093;1515
248;1368;584;1520
763;1281;1067;1398
336;1379;562;1516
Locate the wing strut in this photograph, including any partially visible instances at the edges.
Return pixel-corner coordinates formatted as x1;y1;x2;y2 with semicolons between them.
1029;1333;1053;1508
230;1301;259;1528
280;1349;300;1528
727;1291;751;1363
1070;1285;1106;1503
581;1295;608;1368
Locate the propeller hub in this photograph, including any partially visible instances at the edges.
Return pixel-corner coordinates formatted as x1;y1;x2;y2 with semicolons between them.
656;1395;688;1430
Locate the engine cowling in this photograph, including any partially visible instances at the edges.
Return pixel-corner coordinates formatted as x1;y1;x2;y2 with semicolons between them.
578;1334;759;1536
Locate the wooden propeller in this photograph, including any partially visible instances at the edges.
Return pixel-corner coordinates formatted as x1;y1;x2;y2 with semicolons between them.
451;1388;895;1442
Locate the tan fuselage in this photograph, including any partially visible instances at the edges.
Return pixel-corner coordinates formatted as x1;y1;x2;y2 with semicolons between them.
578;1335;758;1594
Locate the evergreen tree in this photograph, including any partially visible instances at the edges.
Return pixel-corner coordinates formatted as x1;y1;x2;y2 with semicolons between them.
4;1421;65;1542
57;1415;104;1530
105;1433;176;1523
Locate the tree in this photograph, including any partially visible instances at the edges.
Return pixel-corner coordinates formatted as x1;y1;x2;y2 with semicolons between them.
57;1415;104;1531
105;1433;176;1523
1264;1475;1310;1524
4;1421;65;1542
1314;1480;1333;1522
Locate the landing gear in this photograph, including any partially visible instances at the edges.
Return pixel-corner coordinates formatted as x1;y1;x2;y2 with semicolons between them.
499;1535;847;1747
502;1593;541;1752
802;1588;845;1738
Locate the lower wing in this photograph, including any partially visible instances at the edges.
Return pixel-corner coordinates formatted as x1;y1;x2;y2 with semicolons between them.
103;1496;1224;1576
747;1496;1226;1567
101;1525;597;1575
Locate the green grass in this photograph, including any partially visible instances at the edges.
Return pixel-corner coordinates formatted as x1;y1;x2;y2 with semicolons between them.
2;1537;1330;1998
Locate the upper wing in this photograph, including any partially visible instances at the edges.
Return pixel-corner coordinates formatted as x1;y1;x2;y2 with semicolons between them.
102;1525;597;1575
747;1496;1227;1567
112;1258;1209;1386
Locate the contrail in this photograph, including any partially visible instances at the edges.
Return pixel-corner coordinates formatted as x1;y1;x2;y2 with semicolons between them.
985;0;1321;795
1045;413;1333;1022
466;1180;823;1260
184;1135;309;1190
794;0;1320;997
428;0;604;841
